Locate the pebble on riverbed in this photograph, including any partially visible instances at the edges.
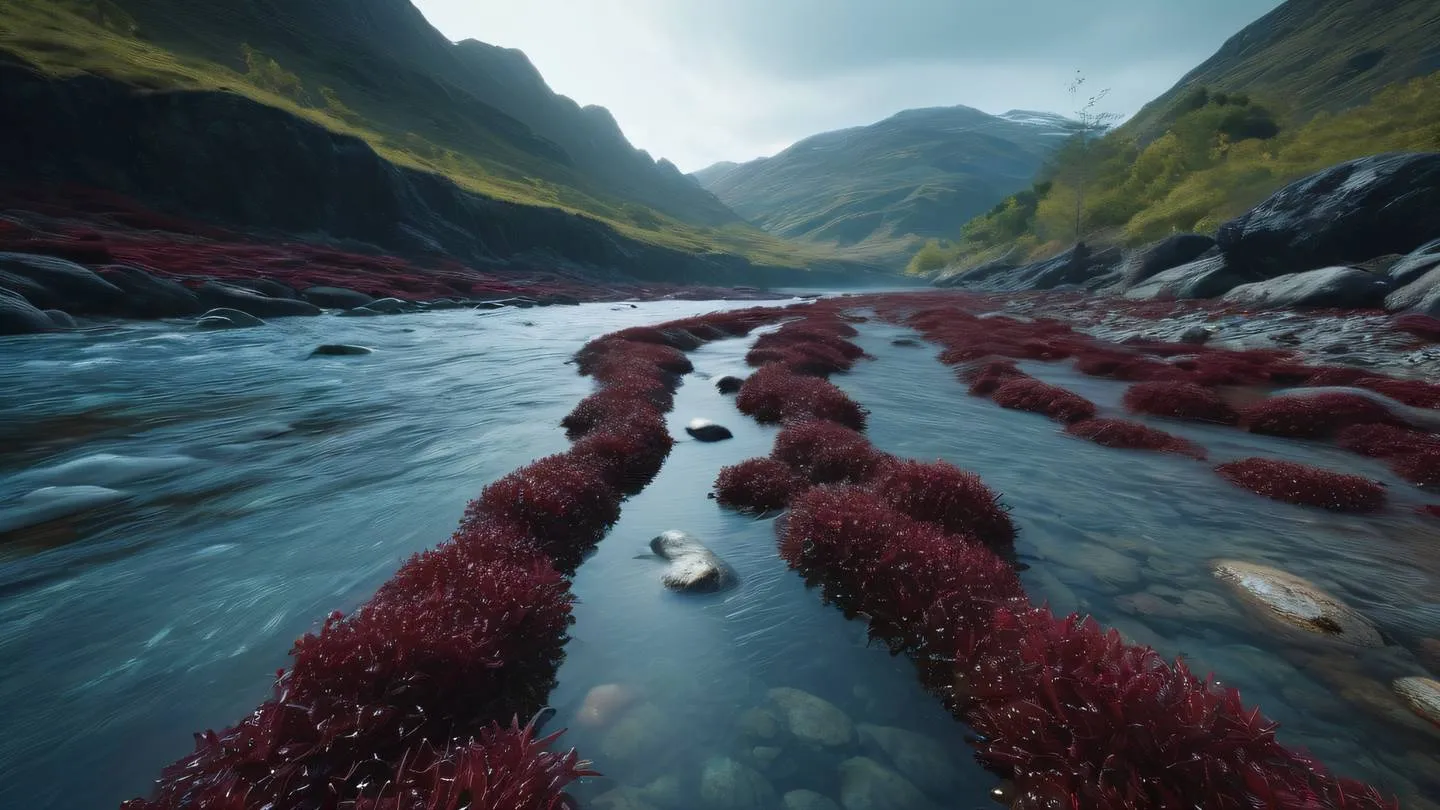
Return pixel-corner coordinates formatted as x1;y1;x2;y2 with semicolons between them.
1213;560;1384;647
685;418;734;442
309;344;374;357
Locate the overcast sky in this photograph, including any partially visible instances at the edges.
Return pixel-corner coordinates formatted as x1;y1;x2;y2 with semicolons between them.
412;1;1283;172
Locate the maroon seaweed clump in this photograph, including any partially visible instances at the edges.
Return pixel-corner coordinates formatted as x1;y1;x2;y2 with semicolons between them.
735;365;868;430
1394;312;1440;342
745;343;854;377
1122;381;1238;424
960;359;1027;396
871;458;1017;549
1214;458;1387;513
562;388;661;437
466;454;623;572
1335;423;1440;458
1064;418;1208;460
989;378;1098;424
575;339;693;376
781;485;1026;656
1242;393;1398;439
1357;376;1440;409
1391;450;1440;490
772;419;886;484
606;326;704;351
354;716;596;810
751;326;866;359
570;411;675;494
714;457;809;512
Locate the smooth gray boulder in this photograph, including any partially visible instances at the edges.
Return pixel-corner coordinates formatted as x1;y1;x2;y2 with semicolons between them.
44;309;78;328
685;418;734;442
0;288;53;335
96;265;203;317
1386;265;1440;315
197;281;321;317
230;278;299;300
1124;253;1255;300
363;297;409;313
302;285;375;309
1121;233;1217;287
1388;238;1440;286
699;756;776;810
195;307;266;330
1220;266;1394;309
650;530;735;592
0;252;125;313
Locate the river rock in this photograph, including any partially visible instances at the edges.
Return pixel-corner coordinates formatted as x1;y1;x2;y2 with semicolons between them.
195;307;265;330
1393;677;1440;727
837;757;936;810
196;281;321;317
1124;252;1255;300
1388;238;1440;286
231;278;299;300
363;297;409;314
593;787;659;810
784;790;841;810
736;706;782;742
686;418;733;442
309;344;373;357
0;252;125;313
699;756;776;810
1179;325;1212;345
1121;233;1217;287
600;702;669;765
42;309;77;328
302;285;375;309
1217;153;1440;278
972;243;1124;292
1221;266;1394;309
767;687;854;749
1387;265;1440;316
96;265;203;318
716;376;745;394
640;774;683;808
650;530;734;592
0;287;54;335
1213;560;1383;647
577;683;638;728
855;724;957;796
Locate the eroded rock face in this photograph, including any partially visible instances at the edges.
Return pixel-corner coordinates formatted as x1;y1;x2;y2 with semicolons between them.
1221;266;1394;309
1124;253;1254;300
1121;233;1217;287
766;687;854;749
1213;560;1383;647
1217;153;1440;278
650;530;734;592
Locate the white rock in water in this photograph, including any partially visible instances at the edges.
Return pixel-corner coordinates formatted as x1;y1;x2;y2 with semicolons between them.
1213;560;1383;647
1393;677;1440;727
28;453;193;487
650;530;734;592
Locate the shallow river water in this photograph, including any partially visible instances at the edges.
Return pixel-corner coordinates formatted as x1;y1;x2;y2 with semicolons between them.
0;297;1437;810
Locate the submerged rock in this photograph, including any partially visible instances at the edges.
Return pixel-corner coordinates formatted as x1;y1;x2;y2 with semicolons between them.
44;309;78;328
197;281;321;317
577;683;638;728
1213;560;1383;647
716;376;745;394
650;529;734;592
3;485;130;533
301;285;375;309
195;307;266;330
97;265;204;318
592;787;658;810
837;757;936;810
686;418;734;442
309;344;373;357
855;724;957;797
890;338;921;347
600;702;669;765
0;252;125;313
783;790;841;810
0;287;54;335
338;305;383;317
1393;677;1440;727
767;687;854;749
736;706;782;742
699;756;776;810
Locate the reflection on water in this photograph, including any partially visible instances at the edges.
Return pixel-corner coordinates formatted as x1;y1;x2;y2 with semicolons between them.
0;298;1437;809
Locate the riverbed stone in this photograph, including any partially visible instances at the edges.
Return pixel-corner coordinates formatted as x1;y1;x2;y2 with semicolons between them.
784;790;841;810
593;787;659;810
716;376;745;394
197;281;321;317
301;285;375;309
837;757;936;810
855;724;957;796
1213;560;1383;647
650;529;735;592
0;252;125;313
1394;677;1440;727
601;702;669;765
1062;542;1141;587
737;706;782;742
0;287;53;335
1221;266;1395;309
768;687;854;749
96;265;204;318
309;344;373;357
699;756;776;810
195;307;265;329
640;774;684;808
686;418;734;442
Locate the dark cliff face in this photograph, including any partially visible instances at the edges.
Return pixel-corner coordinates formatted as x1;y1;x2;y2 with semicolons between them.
0;62;875;288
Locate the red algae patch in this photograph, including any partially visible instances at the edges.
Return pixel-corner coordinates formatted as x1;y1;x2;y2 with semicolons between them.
960;358;1027;396
989;377;1097;424
1242;393;1399;439
1391;450;1440;490
1122;381;1239;425
1215;458;1387;513
714;457;808;513
1335;423;1440;458
1394;313;1440;342
1064;418;1208;460
736;365;868;430
772;419;883;484
871;458;1016;549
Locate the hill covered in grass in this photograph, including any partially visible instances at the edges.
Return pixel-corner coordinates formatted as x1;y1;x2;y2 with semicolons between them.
913;0;1440;276
691;107;1074;268
0;0;826;269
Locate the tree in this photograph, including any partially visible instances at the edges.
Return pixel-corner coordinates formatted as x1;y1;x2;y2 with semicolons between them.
1064;71;1123;244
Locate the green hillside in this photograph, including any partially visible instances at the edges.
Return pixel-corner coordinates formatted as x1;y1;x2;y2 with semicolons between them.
692;107;1074;268
0;0;821;268
915;0;1440;275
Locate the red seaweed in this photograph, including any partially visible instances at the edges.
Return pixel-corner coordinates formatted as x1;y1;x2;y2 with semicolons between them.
1215;458;1387;513
989;377;1098;424
772;419;885;484
714;457;808;513
1122;381;1239;425
1242;393;1399;439
871;458;1017;549
1065;418;1208;459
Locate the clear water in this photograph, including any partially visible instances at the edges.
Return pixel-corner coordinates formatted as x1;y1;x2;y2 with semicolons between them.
0;300;1437;810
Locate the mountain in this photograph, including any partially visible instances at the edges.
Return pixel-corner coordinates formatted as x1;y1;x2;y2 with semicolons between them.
1123;0;1440;140
691;106;1074;267
2;0;822;269
690;162;742;188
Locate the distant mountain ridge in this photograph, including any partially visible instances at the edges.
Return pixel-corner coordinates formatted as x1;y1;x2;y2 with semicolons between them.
691;105;1075;267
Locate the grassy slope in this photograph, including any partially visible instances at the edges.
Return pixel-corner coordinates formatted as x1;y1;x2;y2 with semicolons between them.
694;107;1072;268
0;0;824;268
916;0;1440;275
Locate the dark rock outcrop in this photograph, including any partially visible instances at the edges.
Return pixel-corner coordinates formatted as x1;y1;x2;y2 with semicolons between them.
960;243;1123;292
1387;265;1440;315
933;255;1019;288
0;287;53;335
685;419;734;442
231;278;300;300
1124;252;1257;300
0;252;125;313
1221;266;1394;309
302;286;376;309
96;265;204;318
716;376;745;395
1121;233;1217;287
310;344;374;357
1388;238;1440;286
194;307;266;330
1216;153;1440;277
196;282;322;318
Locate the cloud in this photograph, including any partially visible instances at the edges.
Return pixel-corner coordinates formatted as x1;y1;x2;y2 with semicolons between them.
411;0;1282;171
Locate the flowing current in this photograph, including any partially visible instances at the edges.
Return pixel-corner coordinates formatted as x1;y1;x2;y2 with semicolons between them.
0;298;1436;810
